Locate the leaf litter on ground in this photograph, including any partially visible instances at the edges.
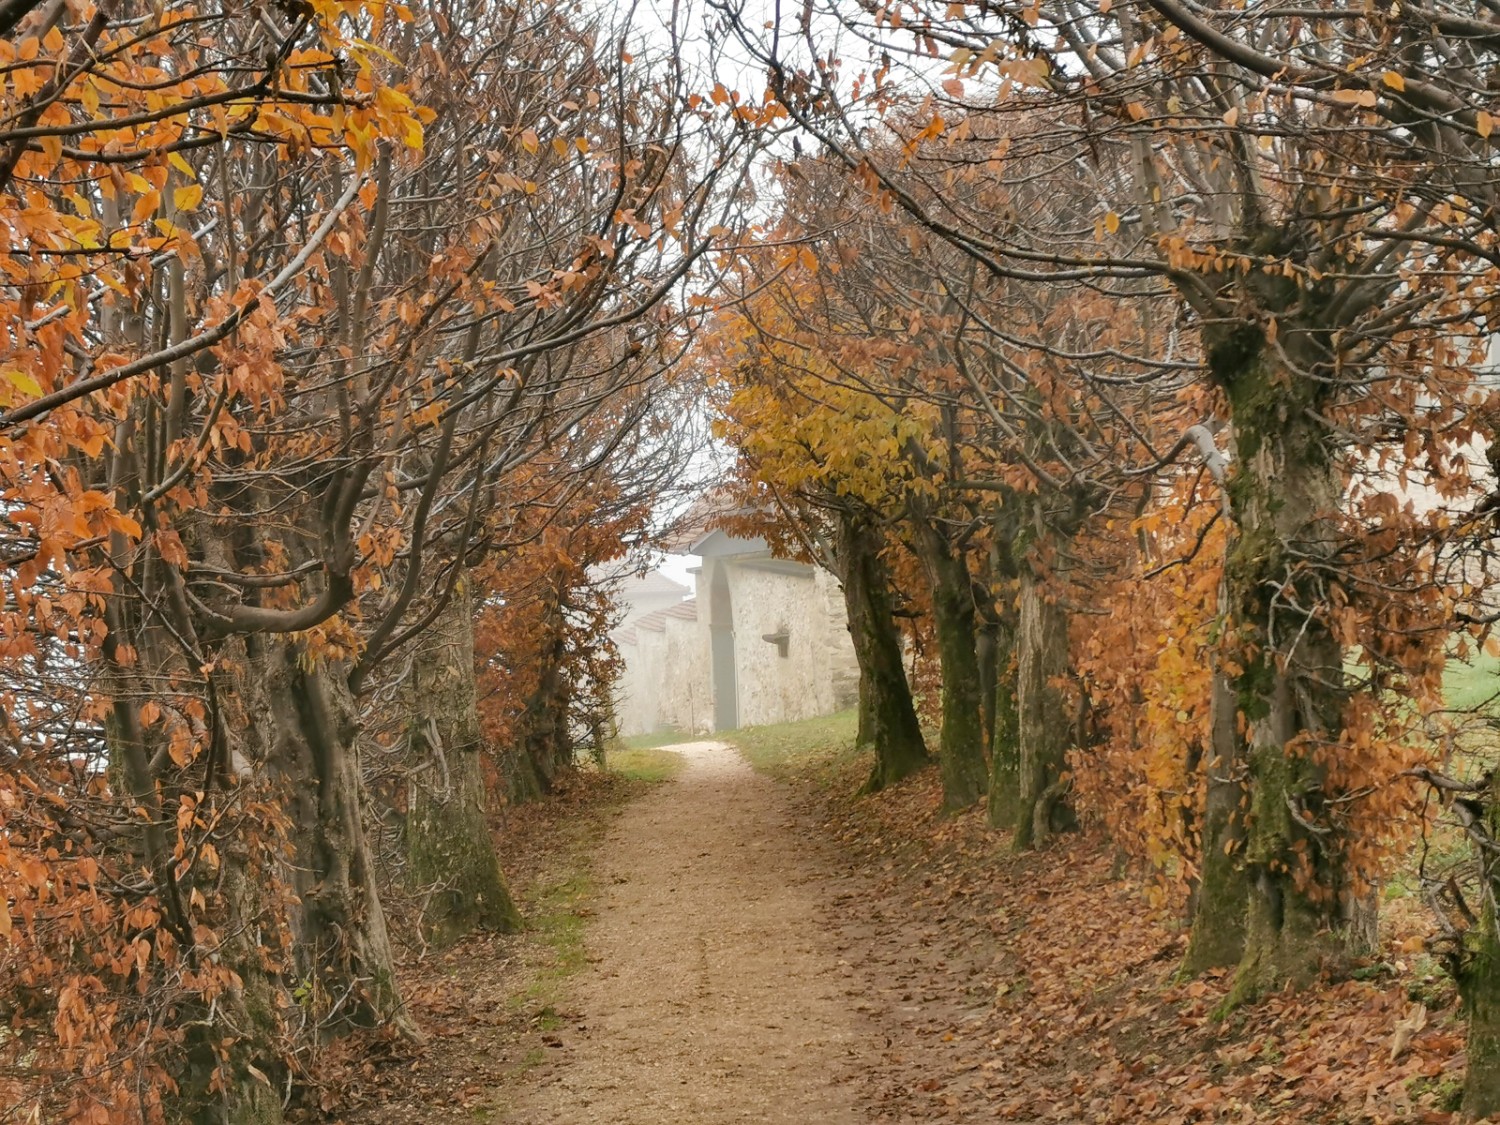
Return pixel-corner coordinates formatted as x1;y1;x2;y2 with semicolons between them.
772;744;1467;1125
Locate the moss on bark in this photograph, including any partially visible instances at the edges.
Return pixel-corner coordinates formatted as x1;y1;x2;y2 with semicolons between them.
1200;321;1356;1005
986;642;1022;831
836;513;930;794
405;577;522;947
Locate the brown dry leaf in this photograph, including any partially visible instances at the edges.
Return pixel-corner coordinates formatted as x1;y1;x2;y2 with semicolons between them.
1390;1002;1429;1062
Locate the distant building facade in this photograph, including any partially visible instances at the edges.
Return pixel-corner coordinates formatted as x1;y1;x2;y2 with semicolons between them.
610;531;859;736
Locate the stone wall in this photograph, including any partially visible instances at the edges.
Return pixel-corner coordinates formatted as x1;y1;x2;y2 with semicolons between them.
700;559;859;730
612;555;860;736
613;601;712;736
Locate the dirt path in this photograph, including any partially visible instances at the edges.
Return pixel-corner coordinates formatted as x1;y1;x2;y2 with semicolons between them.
501;741;874;1125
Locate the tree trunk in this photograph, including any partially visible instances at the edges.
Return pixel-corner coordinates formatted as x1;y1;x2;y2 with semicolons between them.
835;513;929;793
913;522;989;811
986;622;1023;830
191;847;296;1125
510;593;571;800
1456;770;1500;1117
1012;564;1073;849
223;637;417;1040
976;617;998;754
102;596;291;1122
405;576;522;947
1182;665;1250;973
1461;931;1500;1119
1211;328;1355;1005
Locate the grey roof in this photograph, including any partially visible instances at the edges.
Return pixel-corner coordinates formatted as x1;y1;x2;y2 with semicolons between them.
617;569;691;598
631;597;699;633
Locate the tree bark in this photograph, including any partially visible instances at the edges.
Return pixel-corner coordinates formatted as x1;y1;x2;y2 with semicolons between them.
1210;326;1357;1005
404;575;522;947
1182;665;1250;973
1456;770;1500;1116
102;574;291;1122
222;638;417;1040
509;589;571;800
1012;564;1073;849
986;620;1023;831
976;616;998;755
834;512;929;793
912;521;989;811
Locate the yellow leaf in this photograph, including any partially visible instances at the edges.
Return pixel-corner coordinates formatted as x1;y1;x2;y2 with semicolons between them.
520;128;539;154
173;183;203;211
574;136;590;154
1479;110;1494;139
400;114;423;151
4;367;41;397
0;897;10;941
1104;211;1120;234
1382;70;1405;91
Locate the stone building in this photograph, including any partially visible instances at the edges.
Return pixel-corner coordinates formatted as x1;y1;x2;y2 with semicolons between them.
610;530;859;736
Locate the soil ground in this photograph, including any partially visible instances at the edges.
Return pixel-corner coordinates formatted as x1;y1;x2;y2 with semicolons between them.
500;740;871;1124
347;737;992;1125
348;727;1470;1125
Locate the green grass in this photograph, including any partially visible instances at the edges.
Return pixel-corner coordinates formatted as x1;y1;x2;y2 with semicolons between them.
604;745;687;782
620;727;699;750
725;709;861;780
1443;652;1500;714
524;871;591;990
1376;653;1500;906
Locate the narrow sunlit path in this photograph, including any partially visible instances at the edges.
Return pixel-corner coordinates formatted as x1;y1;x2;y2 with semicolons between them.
501;740;873;1125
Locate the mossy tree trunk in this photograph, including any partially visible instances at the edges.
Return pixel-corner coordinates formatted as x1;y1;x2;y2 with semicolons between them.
1207;325;1356;1005
404;575;522;947
505;588;570;802
911;519;989;811
1455;768;1500;1116
982;522;1023;830
1182;664;1250;972
833;511;929;793
225;638;417;1040
986;617;1023;831
1012;562;1073;849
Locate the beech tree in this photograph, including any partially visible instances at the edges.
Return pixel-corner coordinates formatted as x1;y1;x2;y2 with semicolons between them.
708;319;933;793
730;0;1495;1034
0;0;755;1115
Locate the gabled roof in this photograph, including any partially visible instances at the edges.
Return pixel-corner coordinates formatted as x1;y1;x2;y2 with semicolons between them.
630;596;699;634
661;488;756;553
616;569;691;599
